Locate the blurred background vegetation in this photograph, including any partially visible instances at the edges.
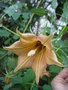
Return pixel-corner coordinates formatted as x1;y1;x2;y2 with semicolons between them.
0;0;68;90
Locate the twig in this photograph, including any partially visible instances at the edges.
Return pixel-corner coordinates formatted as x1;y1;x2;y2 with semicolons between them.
30;79;36;90
23;0;42;33
0;24;19;36
0;52;8;60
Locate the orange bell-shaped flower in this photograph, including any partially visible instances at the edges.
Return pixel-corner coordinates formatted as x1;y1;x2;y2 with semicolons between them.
4;30;64;84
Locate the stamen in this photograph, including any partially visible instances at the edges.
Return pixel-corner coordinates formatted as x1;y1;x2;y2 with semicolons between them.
27;42;42;57
27;46;39;57
27;50;36;56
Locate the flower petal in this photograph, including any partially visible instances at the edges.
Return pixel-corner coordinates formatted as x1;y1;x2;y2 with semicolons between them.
4;40;24;55
17;30;38;47
16;30;37;41
32;50;47;84
4;40;36;56
45;48;64;67
14;55;35;72
38;33;54;49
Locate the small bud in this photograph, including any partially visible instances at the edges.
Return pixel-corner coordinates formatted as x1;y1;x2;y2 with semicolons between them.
4;76;10;84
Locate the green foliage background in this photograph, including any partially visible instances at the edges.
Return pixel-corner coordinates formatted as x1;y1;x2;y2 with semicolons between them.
0;0;68;90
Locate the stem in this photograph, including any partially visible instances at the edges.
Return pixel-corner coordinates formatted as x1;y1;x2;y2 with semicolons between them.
23;0;42;33
0;14;6;22
58;26;66;37
0;52;8;60
61;46;68;48
56;53;62;61
0;24;19;36
23;14;34;33
54;46;67;58
50;14;54;33
36;19;40;36
30;79;36;90
56;46;62;52
36;0;42;8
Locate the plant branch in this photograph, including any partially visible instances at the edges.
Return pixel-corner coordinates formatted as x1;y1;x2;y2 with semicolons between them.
23;0;42;33
0;52;8;60
54;46;67;58
30;79;36;90
0;24;19;36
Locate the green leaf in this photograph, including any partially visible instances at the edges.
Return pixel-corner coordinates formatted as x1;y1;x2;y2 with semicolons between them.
11;76;23;84
63;56;68;68
63;0;68;23
0;51;5;57
49;65;62;73
4;2;22;20
12;12;21;20
4;83;12;90
1;57;8;69
0;77;4;81
7;57;17;71
30;7;45;16
55;40;68;47
54;40;68;54
43;85;52;90
51;0;58;9
4;38;11;45
22;12;29;20
13;35;19;40
8;51;13;55
24;85;30;90
4;6;15;16
33;86;38;90
0;29;10;37
22;69;35;84
16;2;22;9
11;88;22;90
58;26;68;37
